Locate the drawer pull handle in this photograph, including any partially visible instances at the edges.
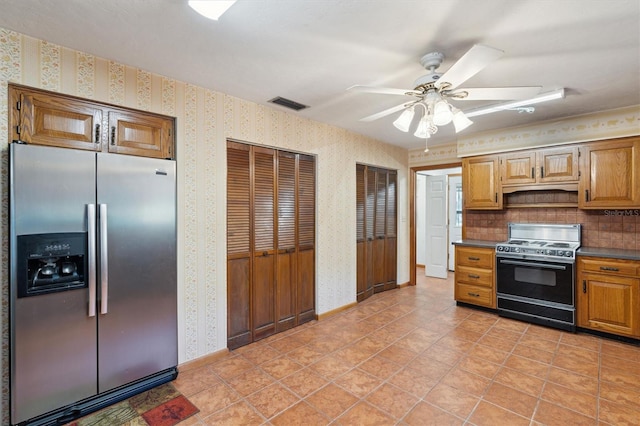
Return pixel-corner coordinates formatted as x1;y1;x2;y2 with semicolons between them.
110;126;116;145
531;167;534;179
583;280;587;293
467;292;480;297
468;274;480;279
540;166;544;178
468;257;480;261
600;266;619;272
95;124;100;144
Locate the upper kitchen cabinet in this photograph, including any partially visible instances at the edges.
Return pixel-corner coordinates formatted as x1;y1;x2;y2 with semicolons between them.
108;110;174;159
462;155;502;210
502;146;579;187
579;137;640;209
9;84;175;159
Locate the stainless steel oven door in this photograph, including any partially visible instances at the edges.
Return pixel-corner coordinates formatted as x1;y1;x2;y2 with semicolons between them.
496;256;574;306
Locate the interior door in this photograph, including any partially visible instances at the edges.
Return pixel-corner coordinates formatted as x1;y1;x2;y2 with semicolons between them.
96;153;177;393
425;175;448;279
448;175;462;271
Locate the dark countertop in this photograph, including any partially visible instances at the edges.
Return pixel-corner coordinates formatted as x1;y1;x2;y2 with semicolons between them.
452;240;497;249
578;246;640;261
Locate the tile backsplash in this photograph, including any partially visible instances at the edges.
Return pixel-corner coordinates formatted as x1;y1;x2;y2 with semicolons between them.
465;208;639;250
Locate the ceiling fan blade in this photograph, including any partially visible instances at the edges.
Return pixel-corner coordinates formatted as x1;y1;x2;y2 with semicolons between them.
436;44;504;90
449;86;542;101
360;101;416;122
348;85;421;96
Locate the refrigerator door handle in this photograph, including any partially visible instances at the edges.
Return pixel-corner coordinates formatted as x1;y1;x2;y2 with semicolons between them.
87;204;97;317
100;204;109;314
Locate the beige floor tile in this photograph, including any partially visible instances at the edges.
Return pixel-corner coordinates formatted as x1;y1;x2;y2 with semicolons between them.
468;400;530;426
403;401;464;426
482;382;538;419
335;401;395;426
365;382;419;420
305;383;359;419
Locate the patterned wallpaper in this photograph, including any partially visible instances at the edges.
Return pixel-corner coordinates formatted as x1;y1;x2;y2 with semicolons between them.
0;28;409;422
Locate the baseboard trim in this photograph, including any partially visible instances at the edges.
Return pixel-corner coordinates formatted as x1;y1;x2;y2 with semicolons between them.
316;301;358;321
397;281;410;288
178;348;229;372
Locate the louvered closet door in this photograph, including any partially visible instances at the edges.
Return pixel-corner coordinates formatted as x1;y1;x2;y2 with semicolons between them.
356;164;397;302
227;142;251;349
297;154;316;324
252;147;277;341
365;167;376;298
385;171;397;290
356;165;367;302
373;169;387;293
276;152;296;332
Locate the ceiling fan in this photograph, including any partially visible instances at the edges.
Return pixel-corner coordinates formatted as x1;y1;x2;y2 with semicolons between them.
348;44;554;149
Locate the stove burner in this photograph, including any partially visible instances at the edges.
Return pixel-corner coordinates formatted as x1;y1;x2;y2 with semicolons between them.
547;242;571;248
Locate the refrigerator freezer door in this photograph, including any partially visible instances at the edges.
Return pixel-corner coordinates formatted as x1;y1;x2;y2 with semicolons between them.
96;153;177;392
9;144;98;424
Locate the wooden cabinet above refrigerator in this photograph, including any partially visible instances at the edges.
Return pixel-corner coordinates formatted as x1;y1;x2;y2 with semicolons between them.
9;84;175;159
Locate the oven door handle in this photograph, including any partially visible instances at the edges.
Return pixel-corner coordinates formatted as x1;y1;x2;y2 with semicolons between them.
498;258;567;270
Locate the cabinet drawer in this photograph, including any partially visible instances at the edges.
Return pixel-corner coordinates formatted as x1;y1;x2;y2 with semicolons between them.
456;265;493;288
456;246;494;269
455;283;494;308
579;257;640;277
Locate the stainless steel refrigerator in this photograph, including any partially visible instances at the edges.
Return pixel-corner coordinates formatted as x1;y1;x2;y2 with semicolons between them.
9;143;177;425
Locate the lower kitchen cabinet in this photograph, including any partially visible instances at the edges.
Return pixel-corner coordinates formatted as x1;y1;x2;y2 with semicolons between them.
454;245;496;309
577;256;640;338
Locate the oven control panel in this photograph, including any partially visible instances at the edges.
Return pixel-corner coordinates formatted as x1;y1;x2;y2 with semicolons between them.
496;245;575;259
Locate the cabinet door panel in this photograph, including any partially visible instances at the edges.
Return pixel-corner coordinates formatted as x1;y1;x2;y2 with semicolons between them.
502;152;536;185
538;146;578;182
16;89;102;151
579;274;639;337
579;138;640;208
253;254;276;340
463;156;502;209
108;110;173;159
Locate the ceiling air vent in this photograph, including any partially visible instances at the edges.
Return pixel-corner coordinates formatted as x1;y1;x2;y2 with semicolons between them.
268;96;308;111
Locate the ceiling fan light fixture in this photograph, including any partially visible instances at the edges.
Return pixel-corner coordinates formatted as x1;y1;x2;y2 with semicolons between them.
414;117;430;138
393;107;415;132
452;108;473;133
188;0;236;20
432;99;453;126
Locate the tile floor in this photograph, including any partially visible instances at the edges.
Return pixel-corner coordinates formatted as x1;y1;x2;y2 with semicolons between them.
173;269;640;425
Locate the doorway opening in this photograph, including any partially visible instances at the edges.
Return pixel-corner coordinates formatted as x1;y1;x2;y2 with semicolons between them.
410;163;462;286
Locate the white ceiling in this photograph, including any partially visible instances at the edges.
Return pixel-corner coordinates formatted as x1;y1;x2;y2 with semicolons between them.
1;0;638;150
